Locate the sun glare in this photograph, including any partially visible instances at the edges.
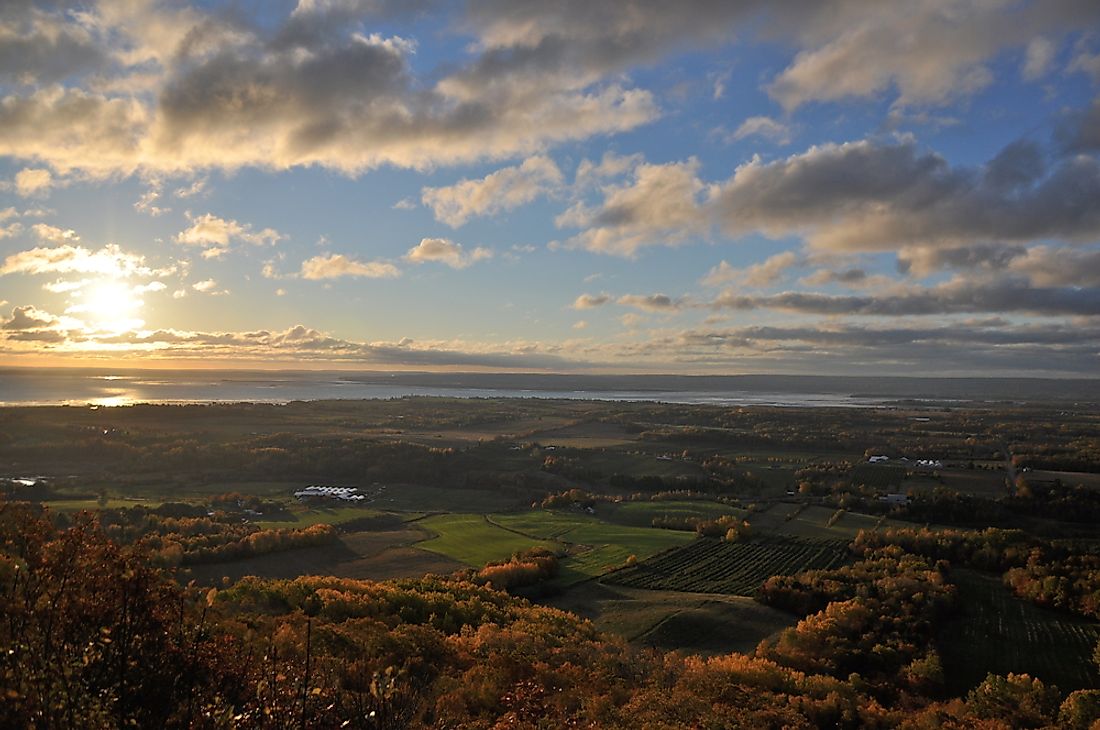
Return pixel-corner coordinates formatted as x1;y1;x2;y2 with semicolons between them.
73;279;145;332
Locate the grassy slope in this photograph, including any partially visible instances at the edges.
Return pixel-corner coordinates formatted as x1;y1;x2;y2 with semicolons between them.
490;510;696;584
415;513;556;566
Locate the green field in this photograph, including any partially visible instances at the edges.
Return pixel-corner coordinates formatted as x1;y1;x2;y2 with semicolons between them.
490;510;697;584
415;513;556;566
607;535;850;595
939;569;1100;693
607;500;744;527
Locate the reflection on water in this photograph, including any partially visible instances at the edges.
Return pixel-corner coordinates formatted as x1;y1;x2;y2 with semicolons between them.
86;392;138;407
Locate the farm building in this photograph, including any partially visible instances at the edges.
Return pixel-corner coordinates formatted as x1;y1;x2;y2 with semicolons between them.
878;493;910;505
293;485;366;502
868;455;890;463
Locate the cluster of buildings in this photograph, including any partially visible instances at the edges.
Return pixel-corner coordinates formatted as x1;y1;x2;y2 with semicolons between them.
292;485;366;502
867;455;943;469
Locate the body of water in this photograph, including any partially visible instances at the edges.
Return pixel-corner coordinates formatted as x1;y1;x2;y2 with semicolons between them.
0;368;898;408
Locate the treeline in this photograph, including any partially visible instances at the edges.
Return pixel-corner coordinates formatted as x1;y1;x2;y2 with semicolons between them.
2;431;465;486
758;546;956;696
3;500;1100;728
854;527;1100;621
64;504;338;566
475;547;561;590
650;513;752;540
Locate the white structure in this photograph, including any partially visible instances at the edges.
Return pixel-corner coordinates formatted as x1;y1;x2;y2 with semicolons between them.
293;485;366;502
879;493;910;505
868;455;890;463
915;459;944;469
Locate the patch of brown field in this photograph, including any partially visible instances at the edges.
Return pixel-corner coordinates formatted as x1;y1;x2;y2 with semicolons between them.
327;547;465;581
546;582;795;657
179;527;463;585
523;420;638;448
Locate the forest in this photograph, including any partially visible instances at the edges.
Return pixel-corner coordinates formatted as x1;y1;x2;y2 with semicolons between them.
2;396;1100;727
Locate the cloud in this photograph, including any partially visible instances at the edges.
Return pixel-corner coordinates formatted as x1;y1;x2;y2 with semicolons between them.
0;5;110;85
422;155;563;226
14;168;52;197
0;318;582;371
730;116;790;144
1008;246;1100;287
299;253;400;280
616;293;683;312
405;237;492;268
565;137;1100;258
176;213;284;256
134;184;170;216
173;178;208;199
1068;46;1100;81
1;243;153;278
574;152;644;188
712;277;1100;318
571;293;610;309
766;1;1100;109
0;2;1095;179
1;305;59;331
1022;37;1055;80
31;223;79;243
557;159;707;256
191;279;218;293
701;252;801;288
0;2;660;177
799;268;873;288
1055;99;1100;155
897;243;1027;277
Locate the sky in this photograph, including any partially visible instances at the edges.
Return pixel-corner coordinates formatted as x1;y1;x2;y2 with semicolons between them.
1;0;1099;376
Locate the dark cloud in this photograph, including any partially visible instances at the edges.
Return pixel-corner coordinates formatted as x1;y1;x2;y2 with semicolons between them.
713;278;1100;317
0;2;109;84
1;305;58;330
1055;98;1100;155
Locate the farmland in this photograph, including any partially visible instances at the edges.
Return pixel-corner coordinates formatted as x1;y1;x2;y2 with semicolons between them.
4;394;1100;695
415;513;556;566
939;569;1100;693
490;509;697;584
608;535;850;595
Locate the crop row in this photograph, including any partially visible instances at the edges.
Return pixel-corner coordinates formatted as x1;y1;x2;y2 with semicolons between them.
607;536;849;596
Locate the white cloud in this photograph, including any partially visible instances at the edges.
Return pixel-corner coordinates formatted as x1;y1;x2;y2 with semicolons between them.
701;252;801;288
405;238;492;269
14;168;53;197
1;243;152;278
299;253;400;280
421;156;563;227
1022;37;1055;80
571;293;610;309
558;159;707;257
730;116;790;144
176;213;283;257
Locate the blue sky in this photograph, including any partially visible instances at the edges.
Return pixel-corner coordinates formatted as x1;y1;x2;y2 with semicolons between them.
1;0;1099;375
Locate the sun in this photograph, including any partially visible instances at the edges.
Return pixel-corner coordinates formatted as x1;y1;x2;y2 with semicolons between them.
75;279;145;332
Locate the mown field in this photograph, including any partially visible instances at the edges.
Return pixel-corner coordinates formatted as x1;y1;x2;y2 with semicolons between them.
939;569;1100;693
490;510;696;584
607;535;850;595
606;499;744;527
415;513;556;566
415;510;696;586
550;581;797;656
